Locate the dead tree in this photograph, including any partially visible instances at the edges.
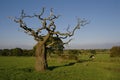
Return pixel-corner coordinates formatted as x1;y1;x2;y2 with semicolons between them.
10;8;88;72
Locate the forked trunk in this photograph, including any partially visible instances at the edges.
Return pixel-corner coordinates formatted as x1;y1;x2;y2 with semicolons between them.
35;42;48;72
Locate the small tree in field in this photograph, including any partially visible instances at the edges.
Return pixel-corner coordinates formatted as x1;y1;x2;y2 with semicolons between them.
10;8;88;72
110;46;120;57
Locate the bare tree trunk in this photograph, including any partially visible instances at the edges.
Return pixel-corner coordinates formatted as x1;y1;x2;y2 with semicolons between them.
35;42;48;72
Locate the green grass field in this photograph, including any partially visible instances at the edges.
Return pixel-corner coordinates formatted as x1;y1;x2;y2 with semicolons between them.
0;54;120;80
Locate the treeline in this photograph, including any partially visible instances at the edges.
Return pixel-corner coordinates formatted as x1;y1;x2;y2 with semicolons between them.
64;49;109;54
0;48;109;56
1;47;120;57
0;48;35;56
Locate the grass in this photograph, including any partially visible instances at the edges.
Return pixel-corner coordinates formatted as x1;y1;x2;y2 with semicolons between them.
0;54;120;80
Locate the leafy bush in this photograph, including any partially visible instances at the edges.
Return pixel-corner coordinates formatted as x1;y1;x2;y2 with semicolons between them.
59;49;81;60
90;50;96;55
110;46;120;57
60;54;78;60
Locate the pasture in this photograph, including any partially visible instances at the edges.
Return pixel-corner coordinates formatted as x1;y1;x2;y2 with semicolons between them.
0;54;120;80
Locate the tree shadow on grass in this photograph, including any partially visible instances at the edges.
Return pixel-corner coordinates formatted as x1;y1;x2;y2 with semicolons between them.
77;59;91;63
48;59;91;71
48;62;75;71
15;67;34;72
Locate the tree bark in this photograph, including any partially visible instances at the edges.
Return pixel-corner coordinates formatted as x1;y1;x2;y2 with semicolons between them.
35;42;48;72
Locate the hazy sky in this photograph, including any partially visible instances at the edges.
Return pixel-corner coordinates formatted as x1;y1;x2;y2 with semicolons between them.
0;0;120;49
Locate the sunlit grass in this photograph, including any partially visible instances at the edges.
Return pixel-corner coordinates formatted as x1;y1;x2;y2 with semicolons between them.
0;54;120;80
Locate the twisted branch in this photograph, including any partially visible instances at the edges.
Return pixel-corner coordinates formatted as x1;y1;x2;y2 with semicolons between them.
10;8;88;45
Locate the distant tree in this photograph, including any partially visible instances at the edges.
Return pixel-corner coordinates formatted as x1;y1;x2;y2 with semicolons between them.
90;50;96;55
110;46;120;57
0;49;2;56
10;8;88;72
1;49;10;56
11;48;23;56
27;49;34;56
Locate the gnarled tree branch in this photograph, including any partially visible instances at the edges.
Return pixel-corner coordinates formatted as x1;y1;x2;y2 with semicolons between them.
10;8;88;45
52;18;88;39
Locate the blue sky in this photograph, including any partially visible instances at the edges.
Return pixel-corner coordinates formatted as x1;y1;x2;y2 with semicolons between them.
0;0;120;49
